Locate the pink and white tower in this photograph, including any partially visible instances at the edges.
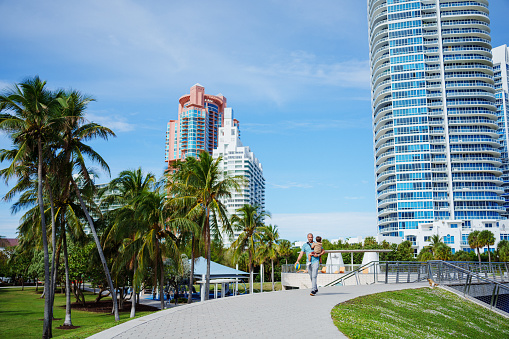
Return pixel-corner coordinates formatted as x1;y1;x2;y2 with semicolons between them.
165;84;227;168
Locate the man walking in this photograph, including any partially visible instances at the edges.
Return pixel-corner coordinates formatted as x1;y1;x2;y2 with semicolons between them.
295;233;321;296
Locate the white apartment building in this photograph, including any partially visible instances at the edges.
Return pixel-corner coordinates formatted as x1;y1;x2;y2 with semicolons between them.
368;1;509;255
212;108;265;245
408;219;509;255
493;45;509;218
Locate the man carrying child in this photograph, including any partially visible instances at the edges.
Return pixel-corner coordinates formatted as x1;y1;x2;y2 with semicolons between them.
295;233;325;296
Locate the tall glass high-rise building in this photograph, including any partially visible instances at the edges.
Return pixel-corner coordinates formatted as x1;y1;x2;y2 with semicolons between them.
165;84;226;168
369;0;504;239
493;45;509;218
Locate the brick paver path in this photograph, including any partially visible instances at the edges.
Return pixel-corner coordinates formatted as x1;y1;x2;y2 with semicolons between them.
89;282;427;339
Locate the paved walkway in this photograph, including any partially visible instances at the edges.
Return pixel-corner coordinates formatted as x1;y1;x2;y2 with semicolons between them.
89;282;428;339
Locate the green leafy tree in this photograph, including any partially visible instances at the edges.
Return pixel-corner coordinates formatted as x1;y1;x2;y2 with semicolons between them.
433;243;452;261
452;250;473;262
497;240;509;262
417;246;433;261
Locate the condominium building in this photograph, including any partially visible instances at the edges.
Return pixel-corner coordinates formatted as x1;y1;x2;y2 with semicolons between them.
493;45;509;218
165;84;226;167
212;108;265;245
369;0;504;250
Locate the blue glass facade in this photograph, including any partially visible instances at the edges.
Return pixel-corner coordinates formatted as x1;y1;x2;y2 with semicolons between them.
369;0;503;238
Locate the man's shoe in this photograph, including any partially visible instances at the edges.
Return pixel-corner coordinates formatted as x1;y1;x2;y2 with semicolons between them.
310;291;316;296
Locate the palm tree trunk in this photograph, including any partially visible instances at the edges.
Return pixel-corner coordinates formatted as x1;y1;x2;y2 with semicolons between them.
47;186;57;335
271;259;274;291
130;263;136;318
188;236;195;304
38;137;52;339
62;232;73;326
205;214;211;301
477;248;481;263
487;245;491;263
156;241;164;310
248;251;253;294
160;256;164;310
70;177;120;321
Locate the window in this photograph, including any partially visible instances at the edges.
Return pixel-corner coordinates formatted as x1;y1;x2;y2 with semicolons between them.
485;223;492;228
450;224;458;229
444;234;454;244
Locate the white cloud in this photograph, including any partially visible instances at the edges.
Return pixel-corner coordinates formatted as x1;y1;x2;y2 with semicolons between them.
86;112;135;133
242;118;371;134
270;182;313;189
246;54;370;89
270;212;377;242
0;1;370;105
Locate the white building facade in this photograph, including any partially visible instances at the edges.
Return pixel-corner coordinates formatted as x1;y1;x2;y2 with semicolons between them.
369;0;507;254
212;108;265;245
493;45;509;218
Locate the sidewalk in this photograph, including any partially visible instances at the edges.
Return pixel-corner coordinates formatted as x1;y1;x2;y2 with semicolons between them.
89;282;428;339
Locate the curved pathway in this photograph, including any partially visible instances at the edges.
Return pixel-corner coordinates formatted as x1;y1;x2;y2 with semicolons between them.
89;282;427;338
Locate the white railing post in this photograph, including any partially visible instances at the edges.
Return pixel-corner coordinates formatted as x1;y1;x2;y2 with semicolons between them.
260;263;264;293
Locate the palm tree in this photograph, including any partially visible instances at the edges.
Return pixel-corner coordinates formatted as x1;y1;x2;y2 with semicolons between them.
0;76;62;338
257;224;278;291
468;230;482;263
55;89;119;321
103;168;156;318
277;239;292;265
168;152;241;300
129;189;184;310
231;204;270;293
479;230;495;263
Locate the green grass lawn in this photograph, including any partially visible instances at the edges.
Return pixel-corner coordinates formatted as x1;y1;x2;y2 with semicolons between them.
332;287;509;339
0;287;157;339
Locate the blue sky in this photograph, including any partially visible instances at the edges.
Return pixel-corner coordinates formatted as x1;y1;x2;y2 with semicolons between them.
1;0;508;242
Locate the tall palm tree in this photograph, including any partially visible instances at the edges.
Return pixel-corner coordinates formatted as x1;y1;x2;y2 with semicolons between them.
257;224;277;291
169;152;241;300
129;189;184;310
55;89;119;321
0;76;62;338
103;168;156;318
468;230;482;263
231;204;270;293
479;230;495;263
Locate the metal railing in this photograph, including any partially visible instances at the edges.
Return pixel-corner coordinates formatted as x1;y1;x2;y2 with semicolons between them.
324;261;430;287
321;260;509;315
429;261;509;315
281;264;362;274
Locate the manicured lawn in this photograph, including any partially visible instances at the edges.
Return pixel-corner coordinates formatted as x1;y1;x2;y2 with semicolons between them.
332;287;509;339
0;287;157;339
